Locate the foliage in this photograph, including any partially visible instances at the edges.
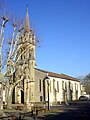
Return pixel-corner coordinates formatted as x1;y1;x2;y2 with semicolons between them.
82;73;90;94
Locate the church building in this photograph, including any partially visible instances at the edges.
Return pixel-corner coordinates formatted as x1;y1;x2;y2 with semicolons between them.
11;7;84;107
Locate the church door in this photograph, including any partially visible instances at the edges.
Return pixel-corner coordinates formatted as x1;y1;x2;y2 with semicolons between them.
21;90;24;104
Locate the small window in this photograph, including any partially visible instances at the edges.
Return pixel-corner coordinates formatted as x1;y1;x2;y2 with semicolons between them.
75;83;76;90
53;79;55;89
62;81;64;89
57;81;59;92
65;82;67;90
39;79;41;92
50;80;51;92
69;82;71;89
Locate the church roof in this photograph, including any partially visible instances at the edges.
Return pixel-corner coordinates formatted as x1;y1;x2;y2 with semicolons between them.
36;68;79;82
24;5;30;33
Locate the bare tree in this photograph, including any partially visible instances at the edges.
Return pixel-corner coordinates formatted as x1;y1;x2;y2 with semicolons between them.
0;1;41;109
4;23;35;108
82;73;90;95
0;4;29;109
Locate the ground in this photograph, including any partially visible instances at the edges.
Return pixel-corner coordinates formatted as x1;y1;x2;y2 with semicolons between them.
0;101;90;120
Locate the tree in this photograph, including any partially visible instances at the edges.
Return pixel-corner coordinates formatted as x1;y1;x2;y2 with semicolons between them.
0;1;41;109
0;3;32;109
82;73;90;94
0;17;32;108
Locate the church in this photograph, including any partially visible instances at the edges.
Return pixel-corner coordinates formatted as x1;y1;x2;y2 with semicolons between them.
10;7;84;108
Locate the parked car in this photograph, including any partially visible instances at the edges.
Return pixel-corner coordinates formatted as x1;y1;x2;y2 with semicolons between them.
79;96;89;101
84;94;90;101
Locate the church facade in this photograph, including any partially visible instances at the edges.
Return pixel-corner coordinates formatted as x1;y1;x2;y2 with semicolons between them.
11;7;84;107
35;69;85;104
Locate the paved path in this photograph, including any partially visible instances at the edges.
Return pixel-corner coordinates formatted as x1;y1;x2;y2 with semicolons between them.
37;101;90;120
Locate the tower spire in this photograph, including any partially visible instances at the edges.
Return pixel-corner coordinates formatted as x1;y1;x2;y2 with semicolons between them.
24;4;30;33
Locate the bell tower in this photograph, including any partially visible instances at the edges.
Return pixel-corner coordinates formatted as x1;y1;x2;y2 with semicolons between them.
23;5;36;104
14;4;36;106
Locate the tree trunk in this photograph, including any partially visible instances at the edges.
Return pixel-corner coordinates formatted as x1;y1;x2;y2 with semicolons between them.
6;86;13;109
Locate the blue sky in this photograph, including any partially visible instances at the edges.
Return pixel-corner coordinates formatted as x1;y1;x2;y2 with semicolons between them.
2;0;90;77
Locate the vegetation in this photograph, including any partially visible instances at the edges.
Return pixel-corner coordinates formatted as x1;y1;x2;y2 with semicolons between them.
81;73;90;94
0;1;32;109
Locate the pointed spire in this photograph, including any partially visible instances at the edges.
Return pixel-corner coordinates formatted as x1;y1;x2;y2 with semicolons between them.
24;4;30;33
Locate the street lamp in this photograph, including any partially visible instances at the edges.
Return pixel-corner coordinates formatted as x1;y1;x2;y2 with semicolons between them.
45;75;50;110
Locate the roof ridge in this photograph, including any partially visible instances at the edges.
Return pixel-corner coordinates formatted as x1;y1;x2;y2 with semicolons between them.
35;68;79;82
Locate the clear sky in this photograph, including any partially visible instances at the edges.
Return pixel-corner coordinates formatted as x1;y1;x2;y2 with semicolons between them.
1;0;90;77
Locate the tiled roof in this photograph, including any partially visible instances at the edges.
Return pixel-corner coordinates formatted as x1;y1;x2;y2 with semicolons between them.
36;68;79;82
